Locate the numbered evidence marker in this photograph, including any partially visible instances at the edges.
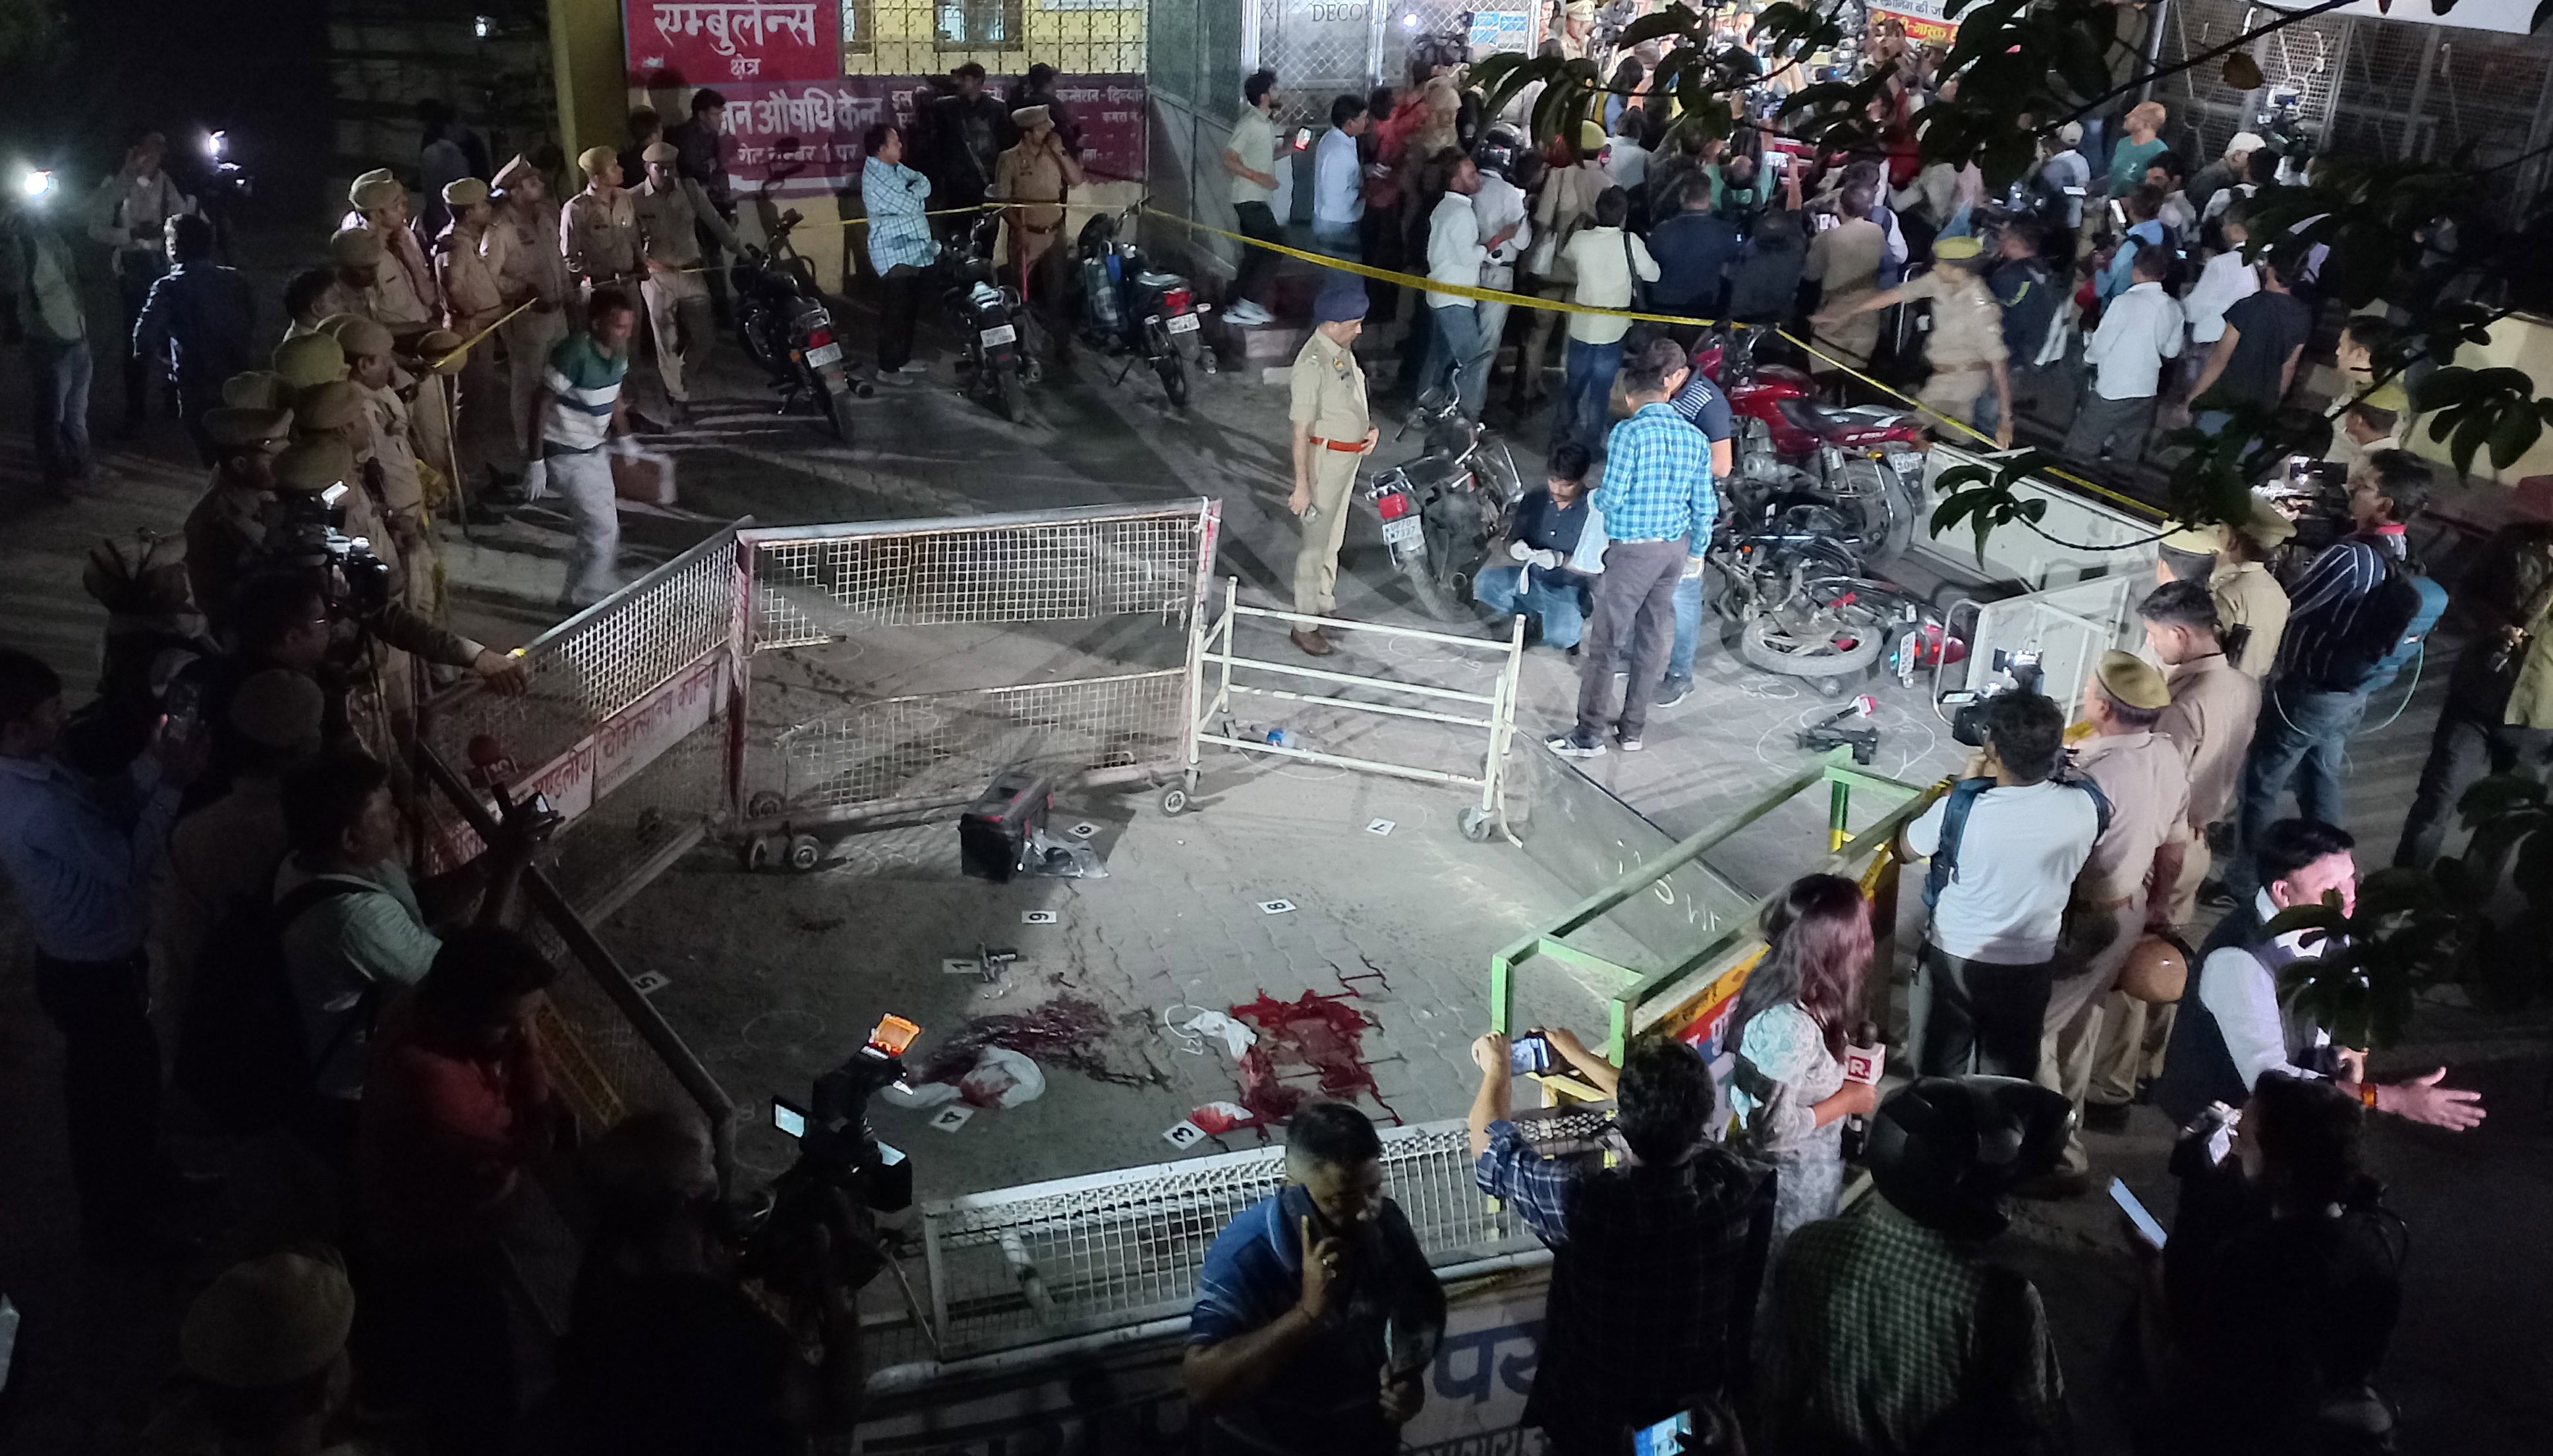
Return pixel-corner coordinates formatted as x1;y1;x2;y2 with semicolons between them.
1021;909;1060;925
1162;1119;1208;1150
1365;818;1395;835
631;971;670;995
1257;899;1296;915
930;1105;975;1133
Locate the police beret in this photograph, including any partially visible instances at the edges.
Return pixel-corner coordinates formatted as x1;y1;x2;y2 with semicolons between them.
2158;525;2223;556
180;1248;355;1390
349;173;403;213
1010;105;1051;132
413;329;467;375
204;406;294;450
1579;120;1609;154
1933;235;1986;264
442;176;491;208
319;314;393;358
272;437;357;493
579;145;619;177
272;333;349;389
221;370;290;410
493;154;542;192
641;141;679;165
2233;497;2298;547
293;380;364;434
2095;649;2171;712
328;227;384;268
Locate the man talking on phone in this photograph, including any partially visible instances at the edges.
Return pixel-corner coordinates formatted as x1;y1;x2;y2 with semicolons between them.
1185;1102;1445;1455
1468;1028;1756;1453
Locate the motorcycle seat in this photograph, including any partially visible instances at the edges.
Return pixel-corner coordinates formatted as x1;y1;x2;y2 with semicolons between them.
1775;395;1914;445
1135;271;1182;288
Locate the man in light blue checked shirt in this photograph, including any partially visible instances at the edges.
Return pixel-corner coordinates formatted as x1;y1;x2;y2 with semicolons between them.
863;122;942;379
1552;336;1713;758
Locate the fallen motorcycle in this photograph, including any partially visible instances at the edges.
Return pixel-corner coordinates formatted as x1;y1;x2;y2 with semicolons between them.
1074;205;1214;408
1695;327;1932;567
1707;495;1945;695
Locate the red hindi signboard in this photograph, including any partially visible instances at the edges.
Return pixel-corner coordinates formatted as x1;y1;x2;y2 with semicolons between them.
713;75;1150;198
626;0;842;87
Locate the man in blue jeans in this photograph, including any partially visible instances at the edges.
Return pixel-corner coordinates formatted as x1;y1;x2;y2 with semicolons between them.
1611;341;1735;703
2220;451;2434;901
1474;443;1601;649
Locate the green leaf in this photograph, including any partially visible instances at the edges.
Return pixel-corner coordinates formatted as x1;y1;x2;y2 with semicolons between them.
2412;366;2479;410
2488;406;2543;470
1617;4;1701;49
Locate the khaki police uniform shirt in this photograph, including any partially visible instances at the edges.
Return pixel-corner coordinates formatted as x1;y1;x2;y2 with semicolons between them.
994;144;1075;232
1899;269;2008;370
2159;652;2260;830
1289;331;1368;445
2073;730;2191;905
359;383;426;517
496;200;570;306
563;186;641;282
2210;560;2291;678
633;175;739;270
357;223;442;333
436;225;508;335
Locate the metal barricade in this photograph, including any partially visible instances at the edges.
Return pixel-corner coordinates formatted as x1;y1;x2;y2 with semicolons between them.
1181;578;1527;840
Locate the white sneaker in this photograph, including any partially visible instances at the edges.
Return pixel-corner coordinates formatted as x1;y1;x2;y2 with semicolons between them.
1224;301;1271;327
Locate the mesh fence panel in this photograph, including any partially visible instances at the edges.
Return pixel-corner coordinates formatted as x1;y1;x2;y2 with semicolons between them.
747;505;1212;650
776;670;1187;812
885;1111;1604;1362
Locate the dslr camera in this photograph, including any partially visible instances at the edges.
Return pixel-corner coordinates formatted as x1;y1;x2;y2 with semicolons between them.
263;483;394;617
1946;649;2043;748
735;1015;923;1289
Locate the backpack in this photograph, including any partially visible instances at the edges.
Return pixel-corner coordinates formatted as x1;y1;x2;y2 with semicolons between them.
174;878;373;1134
2322;548;2445;692
1923;772;2114;910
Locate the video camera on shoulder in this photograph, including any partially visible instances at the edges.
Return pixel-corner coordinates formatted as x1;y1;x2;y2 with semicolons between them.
264;483;393;617
1945;648;2042;748
735;1015;923;1289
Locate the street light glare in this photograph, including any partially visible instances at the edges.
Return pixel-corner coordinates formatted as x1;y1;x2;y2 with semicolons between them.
205;130;227;159
18;169;53;199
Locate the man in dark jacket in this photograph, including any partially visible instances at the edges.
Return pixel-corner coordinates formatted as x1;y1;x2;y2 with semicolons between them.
926;63;1010;232
132;214;254;461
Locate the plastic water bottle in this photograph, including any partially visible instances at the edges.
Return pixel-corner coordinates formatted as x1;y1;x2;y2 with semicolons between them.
1264;728;1299;749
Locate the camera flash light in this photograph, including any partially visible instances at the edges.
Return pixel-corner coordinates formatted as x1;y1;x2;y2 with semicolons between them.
18;169;53;199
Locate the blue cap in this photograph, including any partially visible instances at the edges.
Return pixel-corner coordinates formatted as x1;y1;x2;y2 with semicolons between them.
1313;279;1369;324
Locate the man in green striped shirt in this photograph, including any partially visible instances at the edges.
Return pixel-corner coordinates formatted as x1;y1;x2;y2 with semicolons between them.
523;289;635;607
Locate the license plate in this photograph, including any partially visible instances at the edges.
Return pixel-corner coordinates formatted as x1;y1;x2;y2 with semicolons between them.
1165;312;1201;335
803;341;843;368
1381;515;1423;548
980;324;1018;347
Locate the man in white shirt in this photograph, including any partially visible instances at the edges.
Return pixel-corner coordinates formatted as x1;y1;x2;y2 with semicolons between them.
1421;155;1511;421
2152;819;2486;1132
1555;186;1657;458
2063;245;2181;475
1901;692;2103;1080
1221;69;1283;327
1603;118;1649;197
2181;210;2258;389
1470;142;1533;407
1311;94;1369;258
2037;123;2092;233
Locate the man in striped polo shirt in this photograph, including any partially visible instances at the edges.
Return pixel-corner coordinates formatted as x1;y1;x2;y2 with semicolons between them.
523;288;636;608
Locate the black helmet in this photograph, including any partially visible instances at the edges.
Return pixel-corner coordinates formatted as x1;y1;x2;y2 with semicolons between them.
1474;127;1522;182
1866;1076;2072;1239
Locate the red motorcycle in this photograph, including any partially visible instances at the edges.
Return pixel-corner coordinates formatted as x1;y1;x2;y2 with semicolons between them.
1694;328;1932;567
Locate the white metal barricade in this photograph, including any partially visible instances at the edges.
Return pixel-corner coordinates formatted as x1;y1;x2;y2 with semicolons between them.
1175;578;1527;841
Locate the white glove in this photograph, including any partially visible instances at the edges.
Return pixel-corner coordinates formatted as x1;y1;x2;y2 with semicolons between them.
520;457;548;499
1508;540;1535;562
1682;553;1709;580
1534;549;1565;571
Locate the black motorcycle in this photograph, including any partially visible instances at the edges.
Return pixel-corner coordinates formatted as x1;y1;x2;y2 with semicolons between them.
731;209;867;442
943;213;1037;423
1360;392;1523;622
1074;205;1213;408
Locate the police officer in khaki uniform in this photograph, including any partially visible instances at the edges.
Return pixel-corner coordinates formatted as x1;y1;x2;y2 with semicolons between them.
183;403;294;630
435;177;510;497
2212;499;2295;678
993;105;1084;322
2030;650;2190;1194
2081;580;2262;1125
564;146;643;293
1287;283;1378;658
633;140;741;420
1812;234;2014;447
492;155;572;482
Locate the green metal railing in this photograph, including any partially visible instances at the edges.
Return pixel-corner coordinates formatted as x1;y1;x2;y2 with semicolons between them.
1489;748;1943;1060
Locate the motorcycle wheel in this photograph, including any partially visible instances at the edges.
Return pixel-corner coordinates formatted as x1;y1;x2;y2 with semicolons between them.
1157;354;1190;408
1399;552;1467;623
1831;456;1916;567
826;383;857;445
996;368;1028;423
1740;607;1888;679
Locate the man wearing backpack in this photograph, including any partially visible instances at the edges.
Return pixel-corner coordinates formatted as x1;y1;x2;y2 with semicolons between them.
270;746;547;1175
1900;692;2105;1081
2220;451;2440;902
0;648;205;1260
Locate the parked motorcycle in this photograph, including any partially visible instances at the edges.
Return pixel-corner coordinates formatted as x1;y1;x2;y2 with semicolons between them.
1074;206;1215;408
1694;328;1932;567
730;209;868;443
1361;392;1523;623
943;213;1038;423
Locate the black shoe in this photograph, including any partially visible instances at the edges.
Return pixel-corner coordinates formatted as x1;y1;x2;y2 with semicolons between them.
1547;732;1605;760
2082;1101;2133;1134
2196;879;2237;910
1652;676;1692;708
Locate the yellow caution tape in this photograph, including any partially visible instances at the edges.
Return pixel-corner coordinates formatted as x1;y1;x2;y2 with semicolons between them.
1149;204;2173;525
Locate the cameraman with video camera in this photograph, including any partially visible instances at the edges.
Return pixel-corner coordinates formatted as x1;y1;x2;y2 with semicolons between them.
565;1109;869;1456
1902;690;2104;1082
